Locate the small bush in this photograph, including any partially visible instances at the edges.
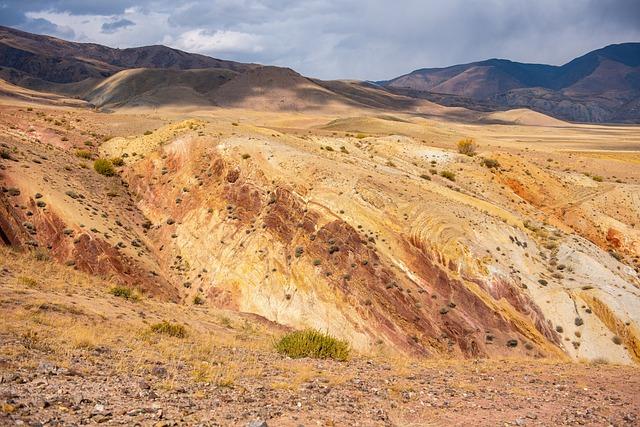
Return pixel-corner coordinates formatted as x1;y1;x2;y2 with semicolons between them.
612;335;623;345
75;149;92;159
1;149;13;160
440;170;456;181
457;138;477;156
193;295;205;305
110;157;125;166
94;159;115;176
356;133;366;139
481;158;500;169
275;329;350;361
150;321;187;338
109;285;139;301
419;174;431;180
241;153;251;159
144;130;153;135
592;175;603;182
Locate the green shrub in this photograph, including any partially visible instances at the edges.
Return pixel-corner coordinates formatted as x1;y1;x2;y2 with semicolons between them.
592;175;603;182
440;170;456;181
109;285;139;301
150;321;187;338
75;149;92;159
275;329;350;361
94;159;115;176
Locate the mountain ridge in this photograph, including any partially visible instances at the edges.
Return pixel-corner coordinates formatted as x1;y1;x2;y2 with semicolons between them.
380;43;640;123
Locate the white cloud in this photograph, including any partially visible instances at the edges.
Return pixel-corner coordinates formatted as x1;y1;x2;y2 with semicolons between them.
163;29;264;55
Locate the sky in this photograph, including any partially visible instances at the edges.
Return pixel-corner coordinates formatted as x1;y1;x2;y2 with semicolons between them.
1;0;639;80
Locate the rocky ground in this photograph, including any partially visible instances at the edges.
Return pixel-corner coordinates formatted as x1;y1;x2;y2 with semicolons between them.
1;345;639;426
1;246;639;426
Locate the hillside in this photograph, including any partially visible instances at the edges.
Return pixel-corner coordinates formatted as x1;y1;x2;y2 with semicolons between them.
0;25;254;88
381;43;640;123
1;72;639;424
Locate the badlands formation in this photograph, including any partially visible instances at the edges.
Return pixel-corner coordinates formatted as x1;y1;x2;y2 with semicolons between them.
0;25;639;427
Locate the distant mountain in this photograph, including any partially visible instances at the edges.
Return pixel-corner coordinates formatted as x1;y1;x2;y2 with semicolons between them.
0;26;438;115
380;43;640;123
0;25;255;87
1;25;638;123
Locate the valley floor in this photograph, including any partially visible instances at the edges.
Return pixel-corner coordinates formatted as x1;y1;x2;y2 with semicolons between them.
1;247;639;426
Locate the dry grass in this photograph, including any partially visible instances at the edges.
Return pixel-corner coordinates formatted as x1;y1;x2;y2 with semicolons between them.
0;246;280;384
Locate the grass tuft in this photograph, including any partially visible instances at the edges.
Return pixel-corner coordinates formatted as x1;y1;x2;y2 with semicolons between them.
94;158;115;176
275;329;350;361
109;285;140;301
150;321;187;338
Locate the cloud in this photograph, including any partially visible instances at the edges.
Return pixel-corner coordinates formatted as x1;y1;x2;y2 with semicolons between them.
3;1;640;80
101;18;135;34
163;29;263;55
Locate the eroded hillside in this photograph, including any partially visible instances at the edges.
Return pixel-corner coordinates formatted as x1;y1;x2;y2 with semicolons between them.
2;104;640;365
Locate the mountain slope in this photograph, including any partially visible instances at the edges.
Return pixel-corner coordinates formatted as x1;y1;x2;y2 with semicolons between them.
0;25;254;87
381;43;640;123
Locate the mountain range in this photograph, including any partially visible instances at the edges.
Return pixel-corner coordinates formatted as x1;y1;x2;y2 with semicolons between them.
0;25;639;122
380;43;640;123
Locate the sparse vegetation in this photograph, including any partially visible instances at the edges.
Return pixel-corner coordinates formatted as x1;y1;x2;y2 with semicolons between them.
481;158;500;169
440;170;456;181
149;321;187;338
109;285;140;301
457;138;477;156
275;329;350;361
94;158;115;176
144;130;153;135
75;149;92;159
110;157;124;166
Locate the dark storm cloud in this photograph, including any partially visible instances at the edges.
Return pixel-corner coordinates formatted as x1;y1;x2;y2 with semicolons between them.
1;0;639;79
101;18;135;34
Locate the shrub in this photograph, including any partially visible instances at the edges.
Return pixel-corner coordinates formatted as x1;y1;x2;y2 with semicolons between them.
274;329;350;361
592;175;603;182
109;285;139;301
241;153;251;159
150;321;187;338
440;170;456;181
419;174;431;180
110;157;124;166
457;138;477;156
482;158;500;169
612;335;623;345
75;149;92;159
0;149;12;160
94;159;115;176
193;295;205;305
144;130;153;135
356;133;366;139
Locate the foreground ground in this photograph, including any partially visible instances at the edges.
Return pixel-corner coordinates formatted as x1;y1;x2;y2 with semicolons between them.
1;246;639;426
